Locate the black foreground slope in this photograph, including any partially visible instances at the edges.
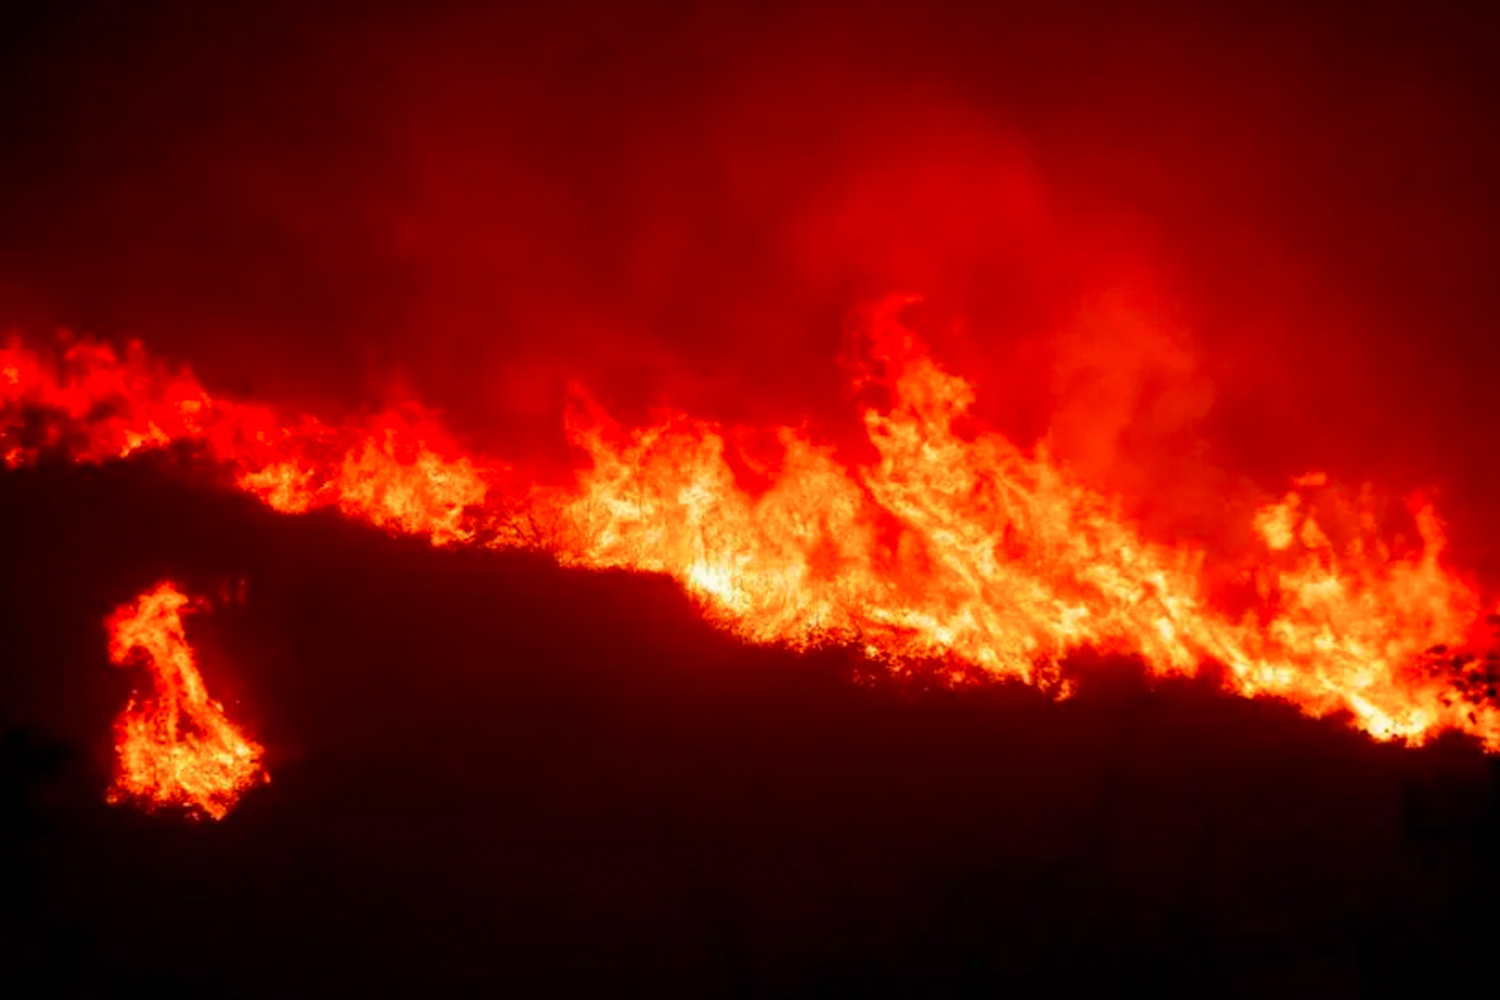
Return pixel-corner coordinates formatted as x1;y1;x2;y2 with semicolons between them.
1;455;1498;999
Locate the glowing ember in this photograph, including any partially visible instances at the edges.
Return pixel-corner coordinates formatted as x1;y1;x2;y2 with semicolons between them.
105;582;267;819
5;296;1500;751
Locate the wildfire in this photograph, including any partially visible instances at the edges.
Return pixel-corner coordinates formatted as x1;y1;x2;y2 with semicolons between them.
105;582;267;819
5;294;1500;767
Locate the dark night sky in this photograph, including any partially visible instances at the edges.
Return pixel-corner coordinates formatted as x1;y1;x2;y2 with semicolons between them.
3;2;1500;996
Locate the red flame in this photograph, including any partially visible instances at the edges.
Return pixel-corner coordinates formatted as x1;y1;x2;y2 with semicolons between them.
5;295;1499;758
104;581;267;820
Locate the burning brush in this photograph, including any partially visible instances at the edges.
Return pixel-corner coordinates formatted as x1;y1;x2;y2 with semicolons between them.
4;296;1500;819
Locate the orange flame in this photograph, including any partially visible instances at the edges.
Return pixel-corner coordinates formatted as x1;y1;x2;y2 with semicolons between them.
548;299;1498;745
6;298;1499;752
105;582;267;819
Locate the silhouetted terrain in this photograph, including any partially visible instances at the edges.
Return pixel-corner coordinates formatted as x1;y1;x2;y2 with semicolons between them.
2;456;1497;998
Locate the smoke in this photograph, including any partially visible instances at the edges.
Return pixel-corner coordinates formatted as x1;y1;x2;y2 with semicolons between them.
1046;294;1218;535
1;0;1498;558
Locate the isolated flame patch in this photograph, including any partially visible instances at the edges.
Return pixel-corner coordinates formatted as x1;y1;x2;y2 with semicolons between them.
5;295;1500;761
105;582;266;819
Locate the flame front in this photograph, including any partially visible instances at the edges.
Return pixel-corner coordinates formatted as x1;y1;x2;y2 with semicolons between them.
105;582;267;819
6;296;1498;755
551;302;1498;745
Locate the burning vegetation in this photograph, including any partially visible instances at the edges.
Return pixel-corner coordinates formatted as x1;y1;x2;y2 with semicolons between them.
4;293;1498;821
104;581;266;819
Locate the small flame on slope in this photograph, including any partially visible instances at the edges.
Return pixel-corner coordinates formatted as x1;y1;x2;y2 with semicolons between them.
105;582;266;819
